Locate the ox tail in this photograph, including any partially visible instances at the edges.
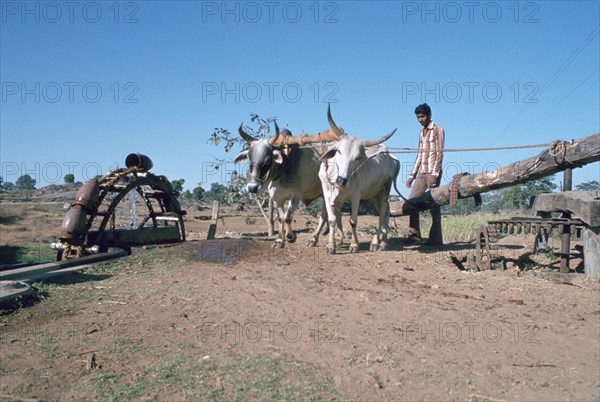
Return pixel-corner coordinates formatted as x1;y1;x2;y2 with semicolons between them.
390;159;411;203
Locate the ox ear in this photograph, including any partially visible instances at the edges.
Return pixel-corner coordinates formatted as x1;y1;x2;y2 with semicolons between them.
234;150;249;164
272;149;284;164
319;148;338;162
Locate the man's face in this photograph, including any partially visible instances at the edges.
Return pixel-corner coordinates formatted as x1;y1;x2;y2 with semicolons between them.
416;113;431;127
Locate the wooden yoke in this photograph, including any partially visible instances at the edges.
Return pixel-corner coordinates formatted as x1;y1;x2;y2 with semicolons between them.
268;128;339;147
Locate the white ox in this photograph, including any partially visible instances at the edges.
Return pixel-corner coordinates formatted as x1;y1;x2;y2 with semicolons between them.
318;106;400;254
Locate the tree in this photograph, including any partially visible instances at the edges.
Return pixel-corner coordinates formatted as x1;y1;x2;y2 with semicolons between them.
1;181;16;191
457;176;558;213
205;182;229;204
64;173;75;183
208;114;276;152
442;197;480;215
171;178;185;195
192;185;205;201
15;174;36;190
502;176;557;210
208;114;274;208
575;180;600;191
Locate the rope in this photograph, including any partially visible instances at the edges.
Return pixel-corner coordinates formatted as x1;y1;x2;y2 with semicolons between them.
548;140;568;158
450;173;468;207
289;140;565;154
324;153;377;185
387;141;558;153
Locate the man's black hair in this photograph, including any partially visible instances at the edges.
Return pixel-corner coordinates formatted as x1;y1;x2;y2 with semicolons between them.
414;103;432;117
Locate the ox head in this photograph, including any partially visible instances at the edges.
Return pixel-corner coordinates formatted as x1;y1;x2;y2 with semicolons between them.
234;122;286;193
320;105;396;189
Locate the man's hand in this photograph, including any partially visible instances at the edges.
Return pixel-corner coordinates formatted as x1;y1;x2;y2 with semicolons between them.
405;178;413;189
427;174;439;188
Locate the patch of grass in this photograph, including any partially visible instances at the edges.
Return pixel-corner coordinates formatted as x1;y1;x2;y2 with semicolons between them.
6;246;191;316
365;370;383;388
90;373;150;402
101;337;142;355
0;244;55;264
419;213;505;243
16;382;34;395
83;345;340;401
0;214;21;225
99;346;339;401
37;328;60;358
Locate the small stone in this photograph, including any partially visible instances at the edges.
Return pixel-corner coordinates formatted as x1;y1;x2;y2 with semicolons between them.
86;353;97;370
215;376;224;390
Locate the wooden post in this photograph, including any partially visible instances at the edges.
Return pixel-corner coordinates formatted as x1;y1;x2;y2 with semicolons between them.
583;227;600;280
559;170;573;272
268;198;275;237
563;168;573;192
207;201;220;240
560;219;572;273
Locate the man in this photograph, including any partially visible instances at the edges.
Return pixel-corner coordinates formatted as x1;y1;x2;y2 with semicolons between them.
405;103;444;246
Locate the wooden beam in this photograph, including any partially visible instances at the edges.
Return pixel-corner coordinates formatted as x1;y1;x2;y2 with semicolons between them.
533;191;600;227
390;133;600;216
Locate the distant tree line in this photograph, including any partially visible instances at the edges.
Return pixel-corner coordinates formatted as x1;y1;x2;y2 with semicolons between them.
169;173;252;209
0;173;87;191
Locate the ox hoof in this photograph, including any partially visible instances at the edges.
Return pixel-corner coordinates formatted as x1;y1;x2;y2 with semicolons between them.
273;241;285;249
286;233;297;243
378;243;387;251
307;238;317;247
350;245;359;253
326;246;336;255
369;243;379;252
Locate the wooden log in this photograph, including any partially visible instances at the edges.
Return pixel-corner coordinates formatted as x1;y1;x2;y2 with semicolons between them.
390;133;600;216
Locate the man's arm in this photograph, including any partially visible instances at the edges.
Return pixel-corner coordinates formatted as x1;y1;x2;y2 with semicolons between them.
432;126;444;178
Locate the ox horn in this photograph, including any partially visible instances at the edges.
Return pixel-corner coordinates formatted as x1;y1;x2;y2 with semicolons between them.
327;104;345;140
268;121;280;145
361;128;398;148
238;123;255;143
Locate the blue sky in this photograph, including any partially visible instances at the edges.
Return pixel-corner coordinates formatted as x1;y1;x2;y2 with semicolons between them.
1;0;599;190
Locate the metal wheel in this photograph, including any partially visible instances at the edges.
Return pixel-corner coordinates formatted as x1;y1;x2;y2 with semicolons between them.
475;225;500;271
54;162;186;260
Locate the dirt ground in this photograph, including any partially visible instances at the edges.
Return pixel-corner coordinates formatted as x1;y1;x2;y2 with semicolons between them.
1;195;599;401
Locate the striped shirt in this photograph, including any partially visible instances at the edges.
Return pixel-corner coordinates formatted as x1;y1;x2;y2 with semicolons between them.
409;121;444;179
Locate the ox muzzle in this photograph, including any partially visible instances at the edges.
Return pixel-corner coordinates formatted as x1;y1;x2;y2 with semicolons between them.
335;176;348;189
246;181;261;193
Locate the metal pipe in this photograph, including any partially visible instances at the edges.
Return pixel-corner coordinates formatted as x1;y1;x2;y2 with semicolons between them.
59;205;87;241
0;248;129;281
125;153;153;171
73;178;100;211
